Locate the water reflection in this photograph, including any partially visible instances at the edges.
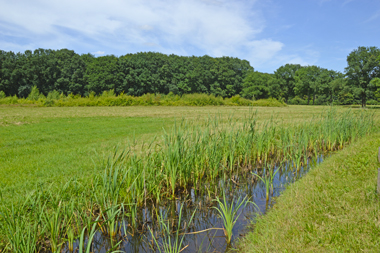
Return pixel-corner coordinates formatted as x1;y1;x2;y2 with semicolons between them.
63;155;324;253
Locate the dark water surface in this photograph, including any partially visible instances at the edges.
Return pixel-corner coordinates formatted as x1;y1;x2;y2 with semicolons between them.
64;155;324;253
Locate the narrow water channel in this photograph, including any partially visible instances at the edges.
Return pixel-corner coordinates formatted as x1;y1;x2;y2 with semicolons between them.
63;155;325;253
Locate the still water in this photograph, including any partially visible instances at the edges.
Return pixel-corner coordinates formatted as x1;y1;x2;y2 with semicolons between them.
64;155;324;253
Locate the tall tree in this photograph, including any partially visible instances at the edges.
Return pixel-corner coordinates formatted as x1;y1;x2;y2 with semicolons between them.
317;69;342;105
84;55;124;95
294;65;321;105
274;64;302;102
241;71;273;100
345;46;380;107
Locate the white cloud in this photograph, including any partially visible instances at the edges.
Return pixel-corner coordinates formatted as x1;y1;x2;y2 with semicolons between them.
139;25;154;31
0;0;310;71
92;51;105;55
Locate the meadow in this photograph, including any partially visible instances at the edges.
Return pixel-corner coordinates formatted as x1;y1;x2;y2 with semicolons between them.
0;105;351;197
0;105;378;252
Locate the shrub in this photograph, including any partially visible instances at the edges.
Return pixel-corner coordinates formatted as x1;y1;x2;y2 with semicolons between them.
367;99;379;105
288;96;307;105
27;86;41;101
0;91;287;107
251;98;287;107
47;90;61;100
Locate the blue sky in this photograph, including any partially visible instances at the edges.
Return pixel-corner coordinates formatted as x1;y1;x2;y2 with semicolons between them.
0;0;379;73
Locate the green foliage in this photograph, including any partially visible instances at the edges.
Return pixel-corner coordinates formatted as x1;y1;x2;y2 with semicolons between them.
345;46;380;107
0;91;286;107
213;193;252;245
27;86;40;101
0;91;5;99
370;77;380;101
149;204;196;253
241;71;276;100
274;64;302;102
366;99;379;105
47;90;61;100
294;66;322;105
0;49;253;98
288;96;307;105
1;46;380;106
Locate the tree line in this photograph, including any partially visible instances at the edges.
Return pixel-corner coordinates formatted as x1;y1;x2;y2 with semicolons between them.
0;49;252;98
241;46;380;106
0;46;379;106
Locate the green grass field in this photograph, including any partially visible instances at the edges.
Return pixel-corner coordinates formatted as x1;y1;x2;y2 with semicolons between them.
0;105;379;252
0;105;339;202
0;105;354;193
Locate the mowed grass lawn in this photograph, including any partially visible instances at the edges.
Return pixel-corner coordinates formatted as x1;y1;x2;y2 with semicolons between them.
0;105;379;203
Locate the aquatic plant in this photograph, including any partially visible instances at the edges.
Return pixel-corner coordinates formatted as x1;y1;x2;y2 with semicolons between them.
43;203;66;252
0;206;40;253
78;217;99;253
148;203;196;253
252;166;280;202
213;192;252;245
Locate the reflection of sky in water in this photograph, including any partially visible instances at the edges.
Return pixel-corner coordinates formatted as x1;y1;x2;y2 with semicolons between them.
63;155;324;253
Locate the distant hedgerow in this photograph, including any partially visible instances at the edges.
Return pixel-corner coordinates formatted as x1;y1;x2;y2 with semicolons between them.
0;90;287;107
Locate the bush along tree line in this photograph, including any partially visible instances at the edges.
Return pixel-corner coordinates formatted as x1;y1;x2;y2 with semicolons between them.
0;46;379;106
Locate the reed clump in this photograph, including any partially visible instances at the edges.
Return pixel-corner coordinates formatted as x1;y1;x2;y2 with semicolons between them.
213;193;252;245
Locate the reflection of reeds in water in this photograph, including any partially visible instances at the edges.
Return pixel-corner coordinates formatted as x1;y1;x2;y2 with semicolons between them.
0;108;375;252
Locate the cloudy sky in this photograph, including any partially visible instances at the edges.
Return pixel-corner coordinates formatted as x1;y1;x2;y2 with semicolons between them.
0;0;379;73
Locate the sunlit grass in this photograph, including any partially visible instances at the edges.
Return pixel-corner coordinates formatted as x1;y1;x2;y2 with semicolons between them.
0;105;379;251
238;131;380;252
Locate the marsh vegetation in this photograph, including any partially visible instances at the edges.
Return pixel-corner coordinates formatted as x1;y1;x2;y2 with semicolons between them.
0;106;376;252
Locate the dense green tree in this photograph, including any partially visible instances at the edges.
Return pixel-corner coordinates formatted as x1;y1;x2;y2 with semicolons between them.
316;69;343;105
274;64;302;102
371;78;380;101
345;46;380;107
0;51;28;96
84;55;124;95
0;50;4;91
241;71;274;100
294;66;321;105
52;49;86;95
1;46;379;106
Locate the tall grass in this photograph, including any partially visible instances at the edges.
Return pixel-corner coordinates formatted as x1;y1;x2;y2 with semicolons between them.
0;108;375;251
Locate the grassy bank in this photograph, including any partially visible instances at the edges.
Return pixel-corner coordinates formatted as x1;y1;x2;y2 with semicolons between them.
239;131;380;252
